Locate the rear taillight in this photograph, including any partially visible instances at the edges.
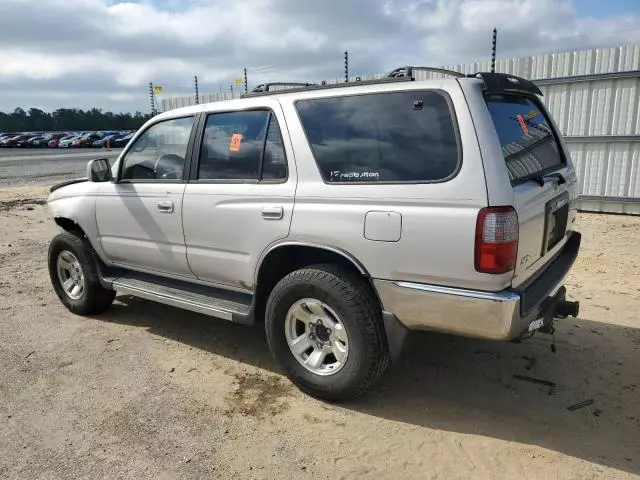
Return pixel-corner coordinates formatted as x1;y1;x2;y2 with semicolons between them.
475;206;518;274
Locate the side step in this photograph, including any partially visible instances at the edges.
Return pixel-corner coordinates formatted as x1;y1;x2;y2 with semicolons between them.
111;272;253;324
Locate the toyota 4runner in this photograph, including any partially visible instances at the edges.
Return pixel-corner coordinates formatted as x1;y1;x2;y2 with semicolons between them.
46;67;581;400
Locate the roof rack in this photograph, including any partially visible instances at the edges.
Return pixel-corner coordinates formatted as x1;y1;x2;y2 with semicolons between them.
241;77;410;98
238;66;542;99
387;66;465;79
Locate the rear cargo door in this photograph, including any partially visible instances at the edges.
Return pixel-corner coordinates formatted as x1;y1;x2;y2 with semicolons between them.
485;94;578;287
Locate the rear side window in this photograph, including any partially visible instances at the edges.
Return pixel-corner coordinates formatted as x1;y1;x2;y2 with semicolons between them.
486;95;564;183
296;91;459;183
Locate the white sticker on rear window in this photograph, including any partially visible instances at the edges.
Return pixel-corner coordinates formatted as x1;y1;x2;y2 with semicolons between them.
330;171;380;181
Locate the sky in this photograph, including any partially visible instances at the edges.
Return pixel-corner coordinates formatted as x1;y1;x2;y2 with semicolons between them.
0;0;639;114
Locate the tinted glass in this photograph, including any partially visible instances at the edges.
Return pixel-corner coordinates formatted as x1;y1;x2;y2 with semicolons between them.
296;91;459;183
261;116;287;180
199;110;269;180
121;116;194;180
486;94;564;182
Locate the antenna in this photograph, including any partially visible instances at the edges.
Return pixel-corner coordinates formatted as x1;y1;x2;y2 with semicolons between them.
194;76;199;104
344;50;349;83
149;82;156;115
243;68;248;95
491;28;497;73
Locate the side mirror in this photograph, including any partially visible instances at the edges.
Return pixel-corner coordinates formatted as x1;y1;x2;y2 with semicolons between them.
87;158;113;182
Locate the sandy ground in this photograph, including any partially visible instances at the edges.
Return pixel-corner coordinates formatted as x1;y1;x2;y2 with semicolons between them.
0;186;639;480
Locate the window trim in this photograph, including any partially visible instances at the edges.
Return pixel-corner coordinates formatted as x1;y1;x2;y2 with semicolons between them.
485;93;568;186
116;114;198;184
189;107;289;184
293;88;462;185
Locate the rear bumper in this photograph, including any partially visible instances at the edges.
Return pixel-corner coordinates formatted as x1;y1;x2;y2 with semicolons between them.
374;231;581;341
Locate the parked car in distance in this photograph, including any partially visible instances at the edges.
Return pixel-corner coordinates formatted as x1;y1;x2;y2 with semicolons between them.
91;134;120;148
47;134;71;148
110;133;134;148
26;134;56;148
72;133;100;148
47;68;582;400
59;135;82;148
1;134;32;147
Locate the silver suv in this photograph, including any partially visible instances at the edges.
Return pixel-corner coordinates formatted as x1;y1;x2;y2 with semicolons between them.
46;67;581;400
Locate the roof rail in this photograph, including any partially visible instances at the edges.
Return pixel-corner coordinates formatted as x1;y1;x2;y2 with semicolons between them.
241;76;410;98
387;66;465;79
248;82;316;94
239;65;465;99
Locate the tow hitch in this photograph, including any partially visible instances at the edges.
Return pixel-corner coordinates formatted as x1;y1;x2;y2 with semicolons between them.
538;286;579;335
554;299;580;319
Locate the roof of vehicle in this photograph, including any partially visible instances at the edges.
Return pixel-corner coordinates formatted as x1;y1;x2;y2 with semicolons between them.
154;68;542;122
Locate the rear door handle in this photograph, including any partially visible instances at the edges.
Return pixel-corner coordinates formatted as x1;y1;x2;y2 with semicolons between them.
156;201;174;213
262;206;284;220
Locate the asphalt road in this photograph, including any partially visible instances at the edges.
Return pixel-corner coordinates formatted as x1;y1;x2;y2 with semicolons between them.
0;148;123;187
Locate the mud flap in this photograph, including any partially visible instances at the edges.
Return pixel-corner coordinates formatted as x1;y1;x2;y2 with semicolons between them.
382;311;409;363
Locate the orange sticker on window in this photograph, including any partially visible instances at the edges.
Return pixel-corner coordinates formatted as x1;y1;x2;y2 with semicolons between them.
516;114;529;135
230;133;243;152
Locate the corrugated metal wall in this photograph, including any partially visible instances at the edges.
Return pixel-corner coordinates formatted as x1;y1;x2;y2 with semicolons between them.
161;45;640;214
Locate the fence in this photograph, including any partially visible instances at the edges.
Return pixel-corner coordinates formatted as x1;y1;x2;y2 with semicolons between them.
161;44;640;214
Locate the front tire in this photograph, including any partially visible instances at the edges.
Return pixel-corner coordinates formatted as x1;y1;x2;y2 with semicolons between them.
48;231;115;315
265;264;389;401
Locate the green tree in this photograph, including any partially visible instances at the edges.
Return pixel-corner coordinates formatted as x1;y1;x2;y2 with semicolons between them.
0;107;152;133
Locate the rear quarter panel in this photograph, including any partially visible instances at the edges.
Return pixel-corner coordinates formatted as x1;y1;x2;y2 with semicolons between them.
279;80;513;291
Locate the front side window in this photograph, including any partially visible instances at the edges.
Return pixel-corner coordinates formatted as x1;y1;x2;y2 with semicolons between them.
198;110;287;181
121;116;194;180
296;91;459;183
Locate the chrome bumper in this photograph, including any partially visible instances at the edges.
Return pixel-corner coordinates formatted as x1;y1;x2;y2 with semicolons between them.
375;280;540;340
375;232;581;341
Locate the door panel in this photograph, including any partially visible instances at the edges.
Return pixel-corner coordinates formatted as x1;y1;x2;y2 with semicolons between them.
183;105;295;290
95;115;196;277
182;183;295;288
96;183;193;277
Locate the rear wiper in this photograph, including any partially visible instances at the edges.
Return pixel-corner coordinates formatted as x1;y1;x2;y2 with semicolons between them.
531;172;566;187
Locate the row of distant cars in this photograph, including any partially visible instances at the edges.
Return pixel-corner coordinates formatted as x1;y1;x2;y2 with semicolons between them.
0;131;135;149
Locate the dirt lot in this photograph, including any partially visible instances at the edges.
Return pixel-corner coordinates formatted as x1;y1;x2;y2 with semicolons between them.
0;186;639;480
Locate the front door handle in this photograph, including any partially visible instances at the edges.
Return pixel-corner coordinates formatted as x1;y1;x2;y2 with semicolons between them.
262;206;284;220
156;201;174;213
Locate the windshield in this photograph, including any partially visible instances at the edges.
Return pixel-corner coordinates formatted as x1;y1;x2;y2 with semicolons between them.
486;94;564;183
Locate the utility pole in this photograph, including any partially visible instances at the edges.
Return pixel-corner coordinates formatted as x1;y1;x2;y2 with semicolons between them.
149;82;156;115
194;76;199;104
243;68;248;95
491;28;497;73
344;50;349;83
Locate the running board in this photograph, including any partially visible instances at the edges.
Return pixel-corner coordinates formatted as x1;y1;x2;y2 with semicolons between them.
111;273;253;324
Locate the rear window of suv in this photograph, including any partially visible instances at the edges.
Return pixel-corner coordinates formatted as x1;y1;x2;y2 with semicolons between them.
296;91;459;183
486;94;564;183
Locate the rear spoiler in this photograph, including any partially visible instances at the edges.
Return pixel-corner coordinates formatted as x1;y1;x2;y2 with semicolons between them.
385;67;543;97
468;72;543;97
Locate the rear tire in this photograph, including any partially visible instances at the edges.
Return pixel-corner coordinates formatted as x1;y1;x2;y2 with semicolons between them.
48;231;115;315
265;263;389;401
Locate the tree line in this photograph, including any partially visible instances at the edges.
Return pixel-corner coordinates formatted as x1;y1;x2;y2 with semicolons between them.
0;108;153;133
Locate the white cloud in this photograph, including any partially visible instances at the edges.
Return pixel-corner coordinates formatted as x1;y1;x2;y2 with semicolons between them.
0;0;638;112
